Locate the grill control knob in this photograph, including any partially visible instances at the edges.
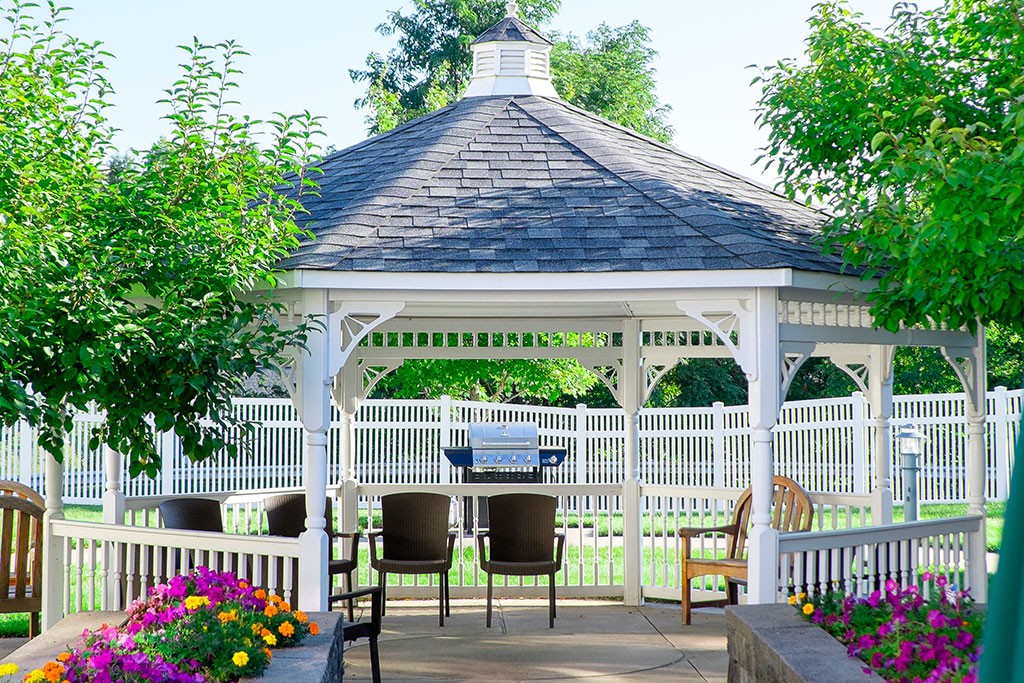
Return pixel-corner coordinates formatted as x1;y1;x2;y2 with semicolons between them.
495;456;503;463
548;455;558;464
525;455;532;463
510;455;517;463
479;456;488;463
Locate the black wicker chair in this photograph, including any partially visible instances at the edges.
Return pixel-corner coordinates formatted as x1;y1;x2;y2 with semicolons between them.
329;585;383;683
477;493;565;628
158;497;224;532
368;492;456;626
264;493;360;621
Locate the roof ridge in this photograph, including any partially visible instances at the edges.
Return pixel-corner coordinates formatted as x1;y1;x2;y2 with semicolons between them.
532;97;829;221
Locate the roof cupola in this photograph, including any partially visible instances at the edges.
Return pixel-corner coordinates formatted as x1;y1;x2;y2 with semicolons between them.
462;1;559;98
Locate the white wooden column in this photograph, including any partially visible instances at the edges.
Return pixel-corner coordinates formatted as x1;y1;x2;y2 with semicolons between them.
296;289;332;612
41;448;66;630
333;358;361;537
868;346;895;525
746;288;781;605
621;319;643;606
940;327;987;601
102;445;125;525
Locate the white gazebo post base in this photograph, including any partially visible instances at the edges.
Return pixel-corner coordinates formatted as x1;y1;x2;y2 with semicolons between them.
42;450;66;630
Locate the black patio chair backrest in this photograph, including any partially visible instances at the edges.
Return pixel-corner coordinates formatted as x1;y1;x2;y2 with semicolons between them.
380;492;451;561
486;493;556;563
158;497;223;532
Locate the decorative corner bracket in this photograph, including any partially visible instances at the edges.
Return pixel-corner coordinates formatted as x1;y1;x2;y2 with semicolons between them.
332;359;405;404
642;363;675;405
676;300;756;380
327;302;406;377
780;342;815;400
586;361;623;406
941;345;984;417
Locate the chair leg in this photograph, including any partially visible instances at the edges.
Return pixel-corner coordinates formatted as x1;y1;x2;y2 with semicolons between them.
549;573;556;628
368;634;382;683
29;612;40;639
486;573;494;628
378;571;387;618
346;570;355;623
681;576;692;625
444;570;451;617
438;573;445;627
727;580;739;607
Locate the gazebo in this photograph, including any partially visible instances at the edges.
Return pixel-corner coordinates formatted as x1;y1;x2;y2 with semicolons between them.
38;4;989;624
265;5;988;612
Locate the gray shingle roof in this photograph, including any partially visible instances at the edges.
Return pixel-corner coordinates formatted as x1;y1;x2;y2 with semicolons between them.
471;16;552;45
281;96;843;275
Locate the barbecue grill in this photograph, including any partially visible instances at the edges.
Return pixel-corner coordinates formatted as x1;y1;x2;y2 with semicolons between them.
443;423;566;470
442;423;567;530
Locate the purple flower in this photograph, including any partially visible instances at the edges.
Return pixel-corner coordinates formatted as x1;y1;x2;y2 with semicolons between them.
927;609;947;629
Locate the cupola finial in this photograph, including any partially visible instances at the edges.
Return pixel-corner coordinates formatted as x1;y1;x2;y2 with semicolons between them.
505;1;518;18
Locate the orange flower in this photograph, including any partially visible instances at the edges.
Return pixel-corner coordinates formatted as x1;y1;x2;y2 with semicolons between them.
264;647;272;659
278;621;295;638
309;622;320;636
279;601;291;612
260;628;272;637
253;588;267;600
251;623;264;635
294;610;308;624
238;580;249;589
268;594;282;605
264;604;279;618
56;652;71;663
41;661;64;683
218;609;238;624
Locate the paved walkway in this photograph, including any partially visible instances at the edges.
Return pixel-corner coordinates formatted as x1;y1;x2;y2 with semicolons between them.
342;599;728;682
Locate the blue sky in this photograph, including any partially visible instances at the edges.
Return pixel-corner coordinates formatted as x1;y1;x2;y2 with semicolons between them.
62;1;913;186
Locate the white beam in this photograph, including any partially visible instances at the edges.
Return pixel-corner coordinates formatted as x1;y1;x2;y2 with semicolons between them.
620;319;643;607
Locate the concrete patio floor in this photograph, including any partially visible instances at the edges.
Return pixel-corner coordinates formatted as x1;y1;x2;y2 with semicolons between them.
340;599;728;682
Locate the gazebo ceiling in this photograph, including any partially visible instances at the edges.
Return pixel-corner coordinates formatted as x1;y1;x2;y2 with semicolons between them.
281;94;844;279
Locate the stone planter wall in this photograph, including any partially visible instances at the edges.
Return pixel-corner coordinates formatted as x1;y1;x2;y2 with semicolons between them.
5;611;344;683
726;604;884;683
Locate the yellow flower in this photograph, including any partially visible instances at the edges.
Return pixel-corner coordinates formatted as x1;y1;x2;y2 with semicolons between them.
264;604;279;618
0;663;16;676
797;592;806;601
24;671;45;683
802;603;815;616
309;622;320;636
251;623;264;635
218;609;238;624
184;595;210;611
788;595;797;606
263;634;277;647
278;621;295;638
294;610;308;624
232;651;250;667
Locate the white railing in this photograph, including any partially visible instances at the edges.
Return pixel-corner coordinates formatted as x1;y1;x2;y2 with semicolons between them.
50;518;301;620
6;389;1020;505
777;515;984;600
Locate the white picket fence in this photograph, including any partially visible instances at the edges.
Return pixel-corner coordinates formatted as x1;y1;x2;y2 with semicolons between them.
1;389;1019;505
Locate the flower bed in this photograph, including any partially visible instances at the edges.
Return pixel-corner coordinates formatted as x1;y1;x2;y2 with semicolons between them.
790;574;983;683
9;567;320;683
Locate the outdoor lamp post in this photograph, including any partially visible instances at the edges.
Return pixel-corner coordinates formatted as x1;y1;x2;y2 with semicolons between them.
896;424;927;522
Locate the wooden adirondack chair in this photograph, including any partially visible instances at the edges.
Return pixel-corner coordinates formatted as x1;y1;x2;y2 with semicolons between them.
678;475;814;624
0;495;44;638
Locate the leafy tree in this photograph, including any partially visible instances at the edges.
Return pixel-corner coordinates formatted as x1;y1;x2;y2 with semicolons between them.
755;0;1024;335
351;0;560;133
0;3;322;477
351;0;673;141
374;358;597;403
551;21;672;142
